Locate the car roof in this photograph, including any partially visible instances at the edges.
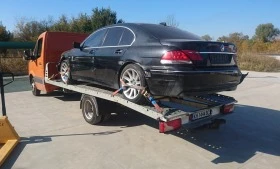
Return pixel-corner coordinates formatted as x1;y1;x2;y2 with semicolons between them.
104;23;202;40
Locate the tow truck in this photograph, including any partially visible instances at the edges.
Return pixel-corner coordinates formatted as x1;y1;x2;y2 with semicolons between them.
24;31;240;133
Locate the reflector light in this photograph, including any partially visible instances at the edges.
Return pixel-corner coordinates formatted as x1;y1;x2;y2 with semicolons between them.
159;118;182;133
222;104;235;114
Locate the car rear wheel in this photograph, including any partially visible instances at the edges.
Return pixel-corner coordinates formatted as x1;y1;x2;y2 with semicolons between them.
120;64;146;104
31;77;40;96
60;60;72;84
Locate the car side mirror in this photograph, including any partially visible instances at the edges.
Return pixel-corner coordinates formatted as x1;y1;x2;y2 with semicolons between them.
73;42;81;49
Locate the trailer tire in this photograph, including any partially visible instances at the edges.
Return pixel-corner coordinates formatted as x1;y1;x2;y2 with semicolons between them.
81;95;102;125
31;77;41;96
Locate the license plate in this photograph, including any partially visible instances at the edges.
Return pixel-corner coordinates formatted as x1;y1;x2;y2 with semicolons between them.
209;54;232;64
191;109;212;121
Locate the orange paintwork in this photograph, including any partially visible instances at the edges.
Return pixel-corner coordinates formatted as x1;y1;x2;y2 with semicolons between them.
28;32;88;93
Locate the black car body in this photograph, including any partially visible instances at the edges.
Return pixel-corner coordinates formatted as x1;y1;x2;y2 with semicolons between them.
58;23;246;103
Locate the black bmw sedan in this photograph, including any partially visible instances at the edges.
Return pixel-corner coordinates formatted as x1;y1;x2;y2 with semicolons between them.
58;23;245;104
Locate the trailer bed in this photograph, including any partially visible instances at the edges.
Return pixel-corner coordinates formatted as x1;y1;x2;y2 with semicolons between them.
44;63;237;132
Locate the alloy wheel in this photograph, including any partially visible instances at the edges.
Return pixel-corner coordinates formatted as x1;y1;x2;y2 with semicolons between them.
60;61;69;75
121;68;141;99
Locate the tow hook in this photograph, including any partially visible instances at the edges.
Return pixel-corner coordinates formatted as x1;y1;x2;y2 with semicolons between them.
207;119;226;129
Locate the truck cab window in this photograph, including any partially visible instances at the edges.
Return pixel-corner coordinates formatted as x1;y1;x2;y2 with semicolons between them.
33;38;43;59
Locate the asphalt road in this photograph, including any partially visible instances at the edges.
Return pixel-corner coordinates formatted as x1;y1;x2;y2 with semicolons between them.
3;76;30;93
1;71;280;169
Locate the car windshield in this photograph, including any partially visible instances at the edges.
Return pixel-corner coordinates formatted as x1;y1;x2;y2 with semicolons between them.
140;24;202;40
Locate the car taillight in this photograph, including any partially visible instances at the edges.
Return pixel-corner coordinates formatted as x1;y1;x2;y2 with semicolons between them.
159;118;182;133
160;50;202;64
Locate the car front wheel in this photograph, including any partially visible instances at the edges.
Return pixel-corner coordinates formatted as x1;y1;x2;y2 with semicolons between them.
60;60;72;84
120;64;146;104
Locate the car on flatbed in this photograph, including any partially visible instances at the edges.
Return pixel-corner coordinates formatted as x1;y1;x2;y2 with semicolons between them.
58;23;246;104
23;30;241;133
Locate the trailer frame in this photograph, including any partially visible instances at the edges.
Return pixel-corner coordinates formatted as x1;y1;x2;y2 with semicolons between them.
44;62;237;133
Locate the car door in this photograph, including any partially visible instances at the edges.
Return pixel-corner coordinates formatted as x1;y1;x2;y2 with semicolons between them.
71;29;107;82
93;27;135;88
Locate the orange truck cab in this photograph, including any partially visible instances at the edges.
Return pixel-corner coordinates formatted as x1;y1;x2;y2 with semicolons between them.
24;32;88;95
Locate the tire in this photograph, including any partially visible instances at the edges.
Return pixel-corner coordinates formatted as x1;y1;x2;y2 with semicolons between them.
60;60;73;84
120;64;146;104
81;95;102;125
31;77;40;96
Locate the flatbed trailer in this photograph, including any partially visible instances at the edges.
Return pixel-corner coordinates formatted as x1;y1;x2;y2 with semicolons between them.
45;63;237;133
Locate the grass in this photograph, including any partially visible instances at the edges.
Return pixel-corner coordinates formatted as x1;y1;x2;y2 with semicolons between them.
238;53;280;72
0;53;28;75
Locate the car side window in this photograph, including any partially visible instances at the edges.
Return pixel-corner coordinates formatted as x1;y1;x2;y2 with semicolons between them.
33;38;43;59
102;27;124;46
119;28;134;46
83;29;107;48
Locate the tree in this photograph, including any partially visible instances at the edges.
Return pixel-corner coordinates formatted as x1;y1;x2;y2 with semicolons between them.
90;7;117;31
217;32;249;44
69;13;92;33
51;15;70;32
163;15;179;27
0;22;13;54
217;35;228;42
254;23;280;42
201;34;212;41
14;18;51;41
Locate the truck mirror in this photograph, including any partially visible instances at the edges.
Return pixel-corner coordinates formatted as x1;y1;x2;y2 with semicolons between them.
23;50;35;60
23;50;31;60
73;42;81;49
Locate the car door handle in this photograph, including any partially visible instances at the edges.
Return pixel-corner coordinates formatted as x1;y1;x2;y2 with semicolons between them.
115;49;123;54
89;50;96;54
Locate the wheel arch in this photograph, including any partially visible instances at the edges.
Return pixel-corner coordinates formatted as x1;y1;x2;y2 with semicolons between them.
117;61;145;83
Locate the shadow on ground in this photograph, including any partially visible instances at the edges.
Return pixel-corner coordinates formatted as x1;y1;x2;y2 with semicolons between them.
2;93;280;167
88;103;280;164
1;130;121;169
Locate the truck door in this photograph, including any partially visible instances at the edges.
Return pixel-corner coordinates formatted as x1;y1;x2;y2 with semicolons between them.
29;38;45;91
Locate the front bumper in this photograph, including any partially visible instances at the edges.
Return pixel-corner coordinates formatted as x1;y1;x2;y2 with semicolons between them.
146;69;244;97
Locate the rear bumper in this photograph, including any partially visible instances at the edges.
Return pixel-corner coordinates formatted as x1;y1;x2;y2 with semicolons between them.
146;69;243;97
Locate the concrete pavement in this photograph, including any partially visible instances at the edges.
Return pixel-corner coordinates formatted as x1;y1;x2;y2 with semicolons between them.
1;71;280;169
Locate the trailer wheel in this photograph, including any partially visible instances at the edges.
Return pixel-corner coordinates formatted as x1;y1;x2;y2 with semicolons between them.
81;95;102;125
31;77;40;96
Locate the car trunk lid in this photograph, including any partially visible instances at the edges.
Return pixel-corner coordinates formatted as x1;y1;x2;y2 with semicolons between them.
160;39;237;67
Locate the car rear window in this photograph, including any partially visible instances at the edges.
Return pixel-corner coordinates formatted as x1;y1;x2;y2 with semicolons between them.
119;28;134;45
140;24;202;40
103;27;124;46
